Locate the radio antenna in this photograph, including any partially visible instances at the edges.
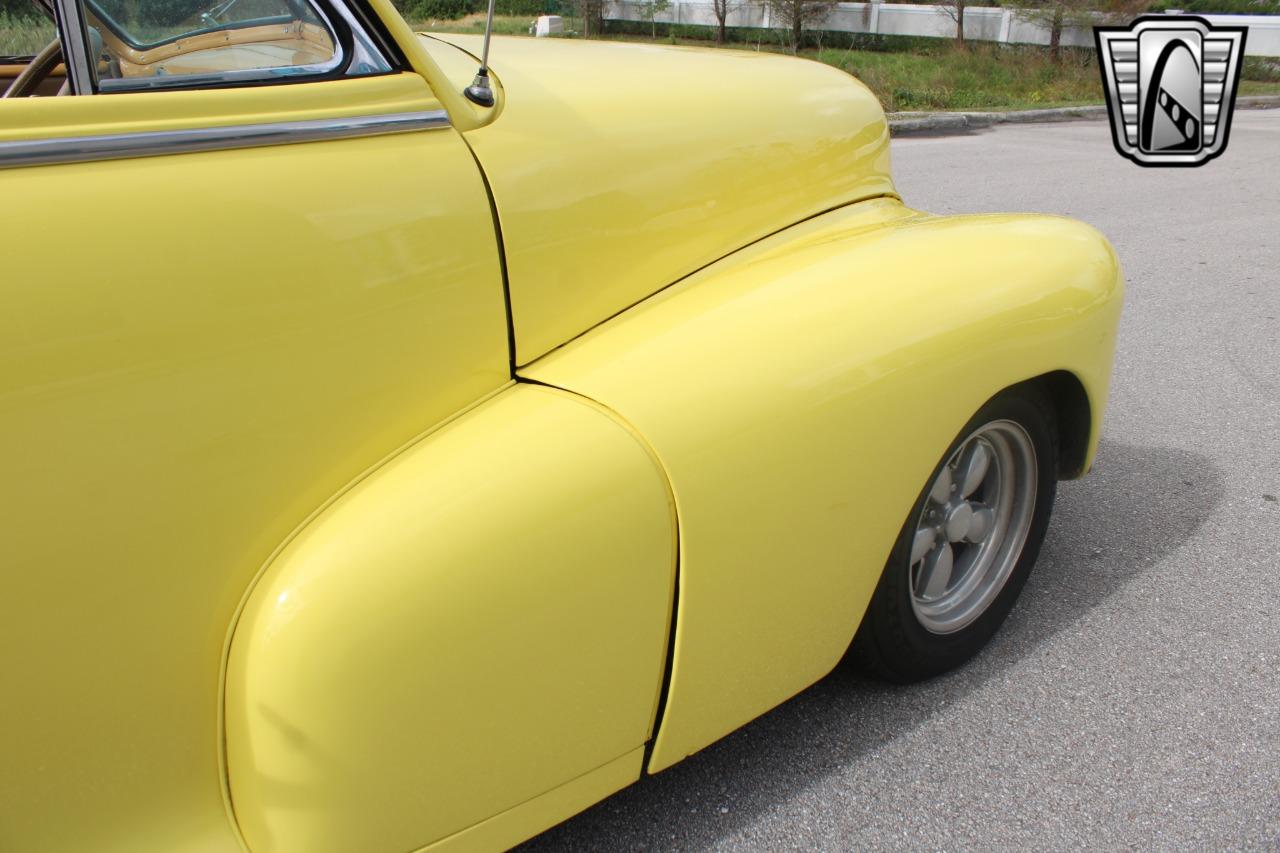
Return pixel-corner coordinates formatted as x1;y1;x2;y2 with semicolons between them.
464;0;498;106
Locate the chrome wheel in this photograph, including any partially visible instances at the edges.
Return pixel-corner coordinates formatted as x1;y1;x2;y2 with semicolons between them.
909;419;1038;635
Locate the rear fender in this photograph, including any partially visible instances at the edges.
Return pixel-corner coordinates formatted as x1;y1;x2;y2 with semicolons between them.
224;383;677;852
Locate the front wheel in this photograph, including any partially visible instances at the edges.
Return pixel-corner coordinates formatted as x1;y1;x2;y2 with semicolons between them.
851;386;1059;683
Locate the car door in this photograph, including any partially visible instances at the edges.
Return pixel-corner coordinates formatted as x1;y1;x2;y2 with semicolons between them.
0;2;511;849
2;0;684;848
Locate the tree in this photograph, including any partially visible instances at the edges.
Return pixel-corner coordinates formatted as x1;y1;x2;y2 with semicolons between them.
710;0;742;44
766;0;834;53
573;0;605;36
637;0;669;37
1009;0;1076;62
1008;0;1153;63
937;0;968;48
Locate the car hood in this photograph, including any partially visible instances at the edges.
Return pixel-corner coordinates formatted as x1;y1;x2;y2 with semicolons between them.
423;34;895;365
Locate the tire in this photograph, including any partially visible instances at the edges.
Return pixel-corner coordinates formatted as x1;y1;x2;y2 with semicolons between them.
850;384;1058;683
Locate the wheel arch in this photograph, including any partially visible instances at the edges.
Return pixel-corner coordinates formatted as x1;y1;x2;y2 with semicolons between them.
221;382;677;853
522;200;1124;773
1033;369;1095;480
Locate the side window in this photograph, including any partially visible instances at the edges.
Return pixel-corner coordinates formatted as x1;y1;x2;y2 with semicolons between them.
1;1;61;96
78;0;392;91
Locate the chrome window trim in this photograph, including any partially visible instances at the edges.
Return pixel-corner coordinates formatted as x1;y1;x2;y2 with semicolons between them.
328;0;392;76
0;109;449;169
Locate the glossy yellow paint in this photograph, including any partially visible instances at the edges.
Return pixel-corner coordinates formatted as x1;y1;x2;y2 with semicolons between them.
435;34;896;365
0;72;434;141
226;384;676;853
418;32;506;117
0;74;507;852
419;749;645;853
522;198;1124;771
365;0;501;132
2;0;1125;847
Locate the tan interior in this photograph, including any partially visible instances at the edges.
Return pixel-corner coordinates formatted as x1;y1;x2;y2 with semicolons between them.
101;19;335;78
0;61;66;96
1;9;334;96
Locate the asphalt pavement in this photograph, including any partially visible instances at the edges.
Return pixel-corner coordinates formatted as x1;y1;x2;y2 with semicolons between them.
522;112;1280;851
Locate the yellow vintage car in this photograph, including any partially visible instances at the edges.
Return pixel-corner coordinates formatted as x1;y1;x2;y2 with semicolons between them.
0;0;1122;847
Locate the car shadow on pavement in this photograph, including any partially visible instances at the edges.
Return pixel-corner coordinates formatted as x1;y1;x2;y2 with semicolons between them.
518;440;1225;851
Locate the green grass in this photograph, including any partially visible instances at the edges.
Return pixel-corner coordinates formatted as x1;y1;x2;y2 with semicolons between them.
1240;80;1280;96
408;12;552;36
0;12;56;56
816;43;1105;112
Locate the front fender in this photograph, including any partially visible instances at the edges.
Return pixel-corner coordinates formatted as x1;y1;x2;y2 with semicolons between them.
522;198;1123;772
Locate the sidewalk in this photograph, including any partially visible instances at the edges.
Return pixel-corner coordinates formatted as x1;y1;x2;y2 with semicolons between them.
888;95;1280;136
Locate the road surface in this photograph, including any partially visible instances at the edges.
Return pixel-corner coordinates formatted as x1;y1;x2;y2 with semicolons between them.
522;111;1280;851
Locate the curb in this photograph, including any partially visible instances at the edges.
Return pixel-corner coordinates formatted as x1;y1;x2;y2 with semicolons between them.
888;95;1280;137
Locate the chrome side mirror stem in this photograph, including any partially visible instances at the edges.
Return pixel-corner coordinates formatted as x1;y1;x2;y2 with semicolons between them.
463;0;498;107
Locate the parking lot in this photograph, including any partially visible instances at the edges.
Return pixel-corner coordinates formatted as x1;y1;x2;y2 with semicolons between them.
523;111;1280;850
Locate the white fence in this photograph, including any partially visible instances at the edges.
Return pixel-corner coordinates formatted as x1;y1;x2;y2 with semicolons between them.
604;2;1280;57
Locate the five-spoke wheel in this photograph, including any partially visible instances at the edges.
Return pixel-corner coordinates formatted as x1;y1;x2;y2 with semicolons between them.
850;385;1058;682
909;420;1037;635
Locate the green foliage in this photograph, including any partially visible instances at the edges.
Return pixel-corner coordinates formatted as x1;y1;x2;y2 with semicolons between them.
422;0;473;18
635;0;668;21
94;0;210;29
0;8;55;55
1243;56;1280;81
0;0;40;18
493;0;561;15
394;0;476;19
395;0;563;23
767;0;836;50
408;10;567;32
1147;0;1280;12
817;41;1103;110
601;17;965;51
635;0;668;36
